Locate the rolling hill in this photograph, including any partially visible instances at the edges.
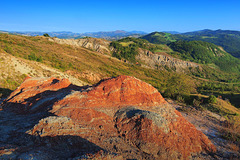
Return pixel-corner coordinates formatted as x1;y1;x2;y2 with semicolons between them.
108;37;240;107
0;33;239;107
168;40;240;73
140;31;240;73
0;33;180;98
141;32;176;44
179;29;240;58
141;29;240;58
110;37;240;80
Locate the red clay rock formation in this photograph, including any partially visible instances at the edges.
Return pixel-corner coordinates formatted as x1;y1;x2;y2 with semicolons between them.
115;107;216;159
51;75;166;116
3;77;71;114
1;75;216;159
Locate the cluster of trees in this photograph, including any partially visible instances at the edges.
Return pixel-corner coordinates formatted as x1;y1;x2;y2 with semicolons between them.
110;37;169;62
199;81;240;93
110;41;138;62
119;37;168;52
43;33;50;37
163;73;196;98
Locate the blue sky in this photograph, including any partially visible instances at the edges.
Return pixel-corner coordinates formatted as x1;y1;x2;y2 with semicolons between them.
0;0;240;33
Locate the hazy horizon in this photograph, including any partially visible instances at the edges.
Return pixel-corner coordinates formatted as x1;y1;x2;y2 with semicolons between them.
2;28;240;35
1;0;240;33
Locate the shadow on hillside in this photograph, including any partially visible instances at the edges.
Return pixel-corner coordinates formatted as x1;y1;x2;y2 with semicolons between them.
0;87;12;98
201;91;240;108
2;133;104;159
1;84;90;113
0;83;105;159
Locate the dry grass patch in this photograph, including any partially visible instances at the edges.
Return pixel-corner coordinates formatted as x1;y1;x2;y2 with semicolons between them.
221;116;240;142
204;98;240;116
228;142;240;152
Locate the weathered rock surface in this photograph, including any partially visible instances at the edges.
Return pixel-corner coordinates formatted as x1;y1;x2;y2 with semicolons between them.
1;75;216;159
137;48;200;72
65;70;102;84
48;37;111;54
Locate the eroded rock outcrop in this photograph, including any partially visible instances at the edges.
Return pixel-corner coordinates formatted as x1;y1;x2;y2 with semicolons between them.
48;37;111;54
1;75;215;159
137;48;200;72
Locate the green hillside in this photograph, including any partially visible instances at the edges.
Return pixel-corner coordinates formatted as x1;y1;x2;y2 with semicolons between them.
140;31;240;73
0;33;240;107
110;37;171;62
142;30;240;59
110;37;240;81
0;33;196;98
168;40;240;73
141;32;176;44
178;29;240;58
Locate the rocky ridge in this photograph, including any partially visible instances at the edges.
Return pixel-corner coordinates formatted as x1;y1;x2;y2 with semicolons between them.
48;37;111;55
1;75;215;159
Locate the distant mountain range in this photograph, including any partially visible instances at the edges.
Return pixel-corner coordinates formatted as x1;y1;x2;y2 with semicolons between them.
0;30;147;40
162;31;181;34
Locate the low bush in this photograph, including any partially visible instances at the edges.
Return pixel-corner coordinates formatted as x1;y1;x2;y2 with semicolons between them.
208;95;217;104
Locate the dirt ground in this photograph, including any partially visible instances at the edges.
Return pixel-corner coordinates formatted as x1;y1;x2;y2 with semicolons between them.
1;97;239;159
167;99;240;160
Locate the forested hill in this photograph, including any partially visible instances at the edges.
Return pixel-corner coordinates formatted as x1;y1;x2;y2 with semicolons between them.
141;30;240;59
141;32;176;44
168;40;240;73
182;29;240;36
140;32;240;73
178;29;240;58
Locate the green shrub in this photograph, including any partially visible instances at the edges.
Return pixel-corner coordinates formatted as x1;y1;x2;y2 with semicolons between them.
26;52;43;62
208;95;217;104
164;74;196;98
43;33;50;37
176;95;185;103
